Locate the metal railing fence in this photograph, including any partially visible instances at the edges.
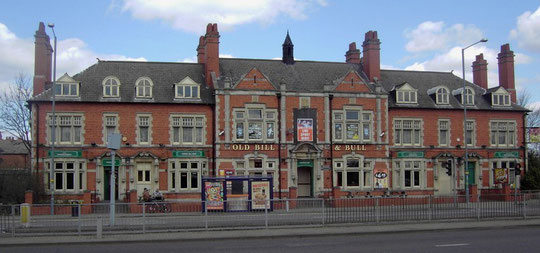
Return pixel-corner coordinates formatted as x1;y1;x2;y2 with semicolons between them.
1;193;540;237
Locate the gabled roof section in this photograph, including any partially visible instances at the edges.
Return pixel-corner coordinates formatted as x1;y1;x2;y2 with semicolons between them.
29;61;214;104
333;70;371;93
57;73;78;83
486;86;509;94
233;68;276;90
218;58;377;92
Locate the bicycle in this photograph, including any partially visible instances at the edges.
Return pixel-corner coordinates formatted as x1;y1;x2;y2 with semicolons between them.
146;200;171;213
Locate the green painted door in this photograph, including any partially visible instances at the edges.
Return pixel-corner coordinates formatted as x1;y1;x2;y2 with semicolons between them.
467;162;476;185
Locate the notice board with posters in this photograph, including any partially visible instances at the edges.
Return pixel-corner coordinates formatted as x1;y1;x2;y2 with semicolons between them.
202;176;273;212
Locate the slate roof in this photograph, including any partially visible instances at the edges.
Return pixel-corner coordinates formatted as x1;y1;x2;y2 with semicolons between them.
30;61;214;104
0;139;28;155
218;58;377;92
379;69;527;111
29;58;527;112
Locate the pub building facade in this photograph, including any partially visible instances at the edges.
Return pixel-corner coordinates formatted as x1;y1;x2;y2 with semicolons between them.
29;22;527;203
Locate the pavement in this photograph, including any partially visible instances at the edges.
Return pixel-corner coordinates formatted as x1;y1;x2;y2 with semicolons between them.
2;218;540;246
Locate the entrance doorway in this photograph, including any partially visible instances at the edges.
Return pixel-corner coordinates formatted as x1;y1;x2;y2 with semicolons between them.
136;162;153;197
435;160;453;196
103;167;118;201
467;162;476;185
297;166;312;198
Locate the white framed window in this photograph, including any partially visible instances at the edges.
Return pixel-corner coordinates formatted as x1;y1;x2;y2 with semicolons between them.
45;160;86;193
103;114;119;144
491;160;518;186
396;83;417;104
174;76;200;99
171;115;205;145
234;106;277;142
438;119;449;146
48;114;83;145
333;108;373;142
492;93;510;106
137;114;152;145
490;120;516;147
334;156;371;189
102;76;120;97
169;159;206;191
135;77;153;98
462;87;475;105
436;87;449;104
55;83;79;96
394;118;422;146
394;160;424;189
466;120;476;146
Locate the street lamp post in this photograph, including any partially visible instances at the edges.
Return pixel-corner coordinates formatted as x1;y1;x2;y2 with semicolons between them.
462;38;487;204
48;23;57;215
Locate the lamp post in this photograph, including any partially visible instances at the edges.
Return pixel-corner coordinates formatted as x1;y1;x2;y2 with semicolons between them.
462;38;487;204
48;23;57;215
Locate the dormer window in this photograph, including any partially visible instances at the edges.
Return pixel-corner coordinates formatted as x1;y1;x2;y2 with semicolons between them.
136;77;153;98
396;83;417;104
492;93;510;106
54;73;79;97
55;83;78;96
103;76;120;97
462;87;474;105
436;87;449;104
175;76;200;99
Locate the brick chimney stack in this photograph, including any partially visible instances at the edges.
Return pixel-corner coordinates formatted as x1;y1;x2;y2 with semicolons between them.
203;23;220;87
345;42;361;64
472;53;488;90
497;43;516;102
362;31;381;82
197;36;205;64
33;22;53;96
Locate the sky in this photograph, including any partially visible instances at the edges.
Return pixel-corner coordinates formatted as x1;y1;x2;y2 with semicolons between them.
1;0;539;108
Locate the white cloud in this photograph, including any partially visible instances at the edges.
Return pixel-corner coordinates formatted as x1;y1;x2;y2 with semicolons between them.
404;21;484;53
0;23;34;91
510;6;540;52
120;0;326;33
405;46;502;86
0;23;145;92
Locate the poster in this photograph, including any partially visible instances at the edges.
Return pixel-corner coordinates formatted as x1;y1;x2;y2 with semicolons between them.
297;118;313;142
251;181;270;210
374;169;388;189
204;182;224;210
494;168;509;184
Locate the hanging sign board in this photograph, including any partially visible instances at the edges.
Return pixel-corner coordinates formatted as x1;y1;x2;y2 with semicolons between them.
297;118;313;142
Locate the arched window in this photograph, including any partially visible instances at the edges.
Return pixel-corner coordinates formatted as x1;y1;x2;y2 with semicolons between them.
136;77;153;98
436;87;449;104
103;76;120;97
462;87;475;105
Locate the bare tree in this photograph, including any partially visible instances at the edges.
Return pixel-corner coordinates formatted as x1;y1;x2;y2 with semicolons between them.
0;73;32;153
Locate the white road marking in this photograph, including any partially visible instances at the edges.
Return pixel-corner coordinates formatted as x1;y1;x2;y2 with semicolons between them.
435;243;469;247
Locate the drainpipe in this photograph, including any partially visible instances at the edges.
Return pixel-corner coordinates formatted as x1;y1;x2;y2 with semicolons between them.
329;94;334;198
277;92;282;199
523;112;528;174
212;93;216;176
35;103;40;198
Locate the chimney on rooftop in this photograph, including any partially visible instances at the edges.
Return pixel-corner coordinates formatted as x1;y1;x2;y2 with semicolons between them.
362;31;381;82
497;43;516;103
345;42;361;64
202;23;220;87
472;53;488;90
33;22;53;96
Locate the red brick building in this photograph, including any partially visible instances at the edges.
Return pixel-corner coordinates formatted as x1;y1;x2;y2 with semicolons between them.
29;22;527;203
